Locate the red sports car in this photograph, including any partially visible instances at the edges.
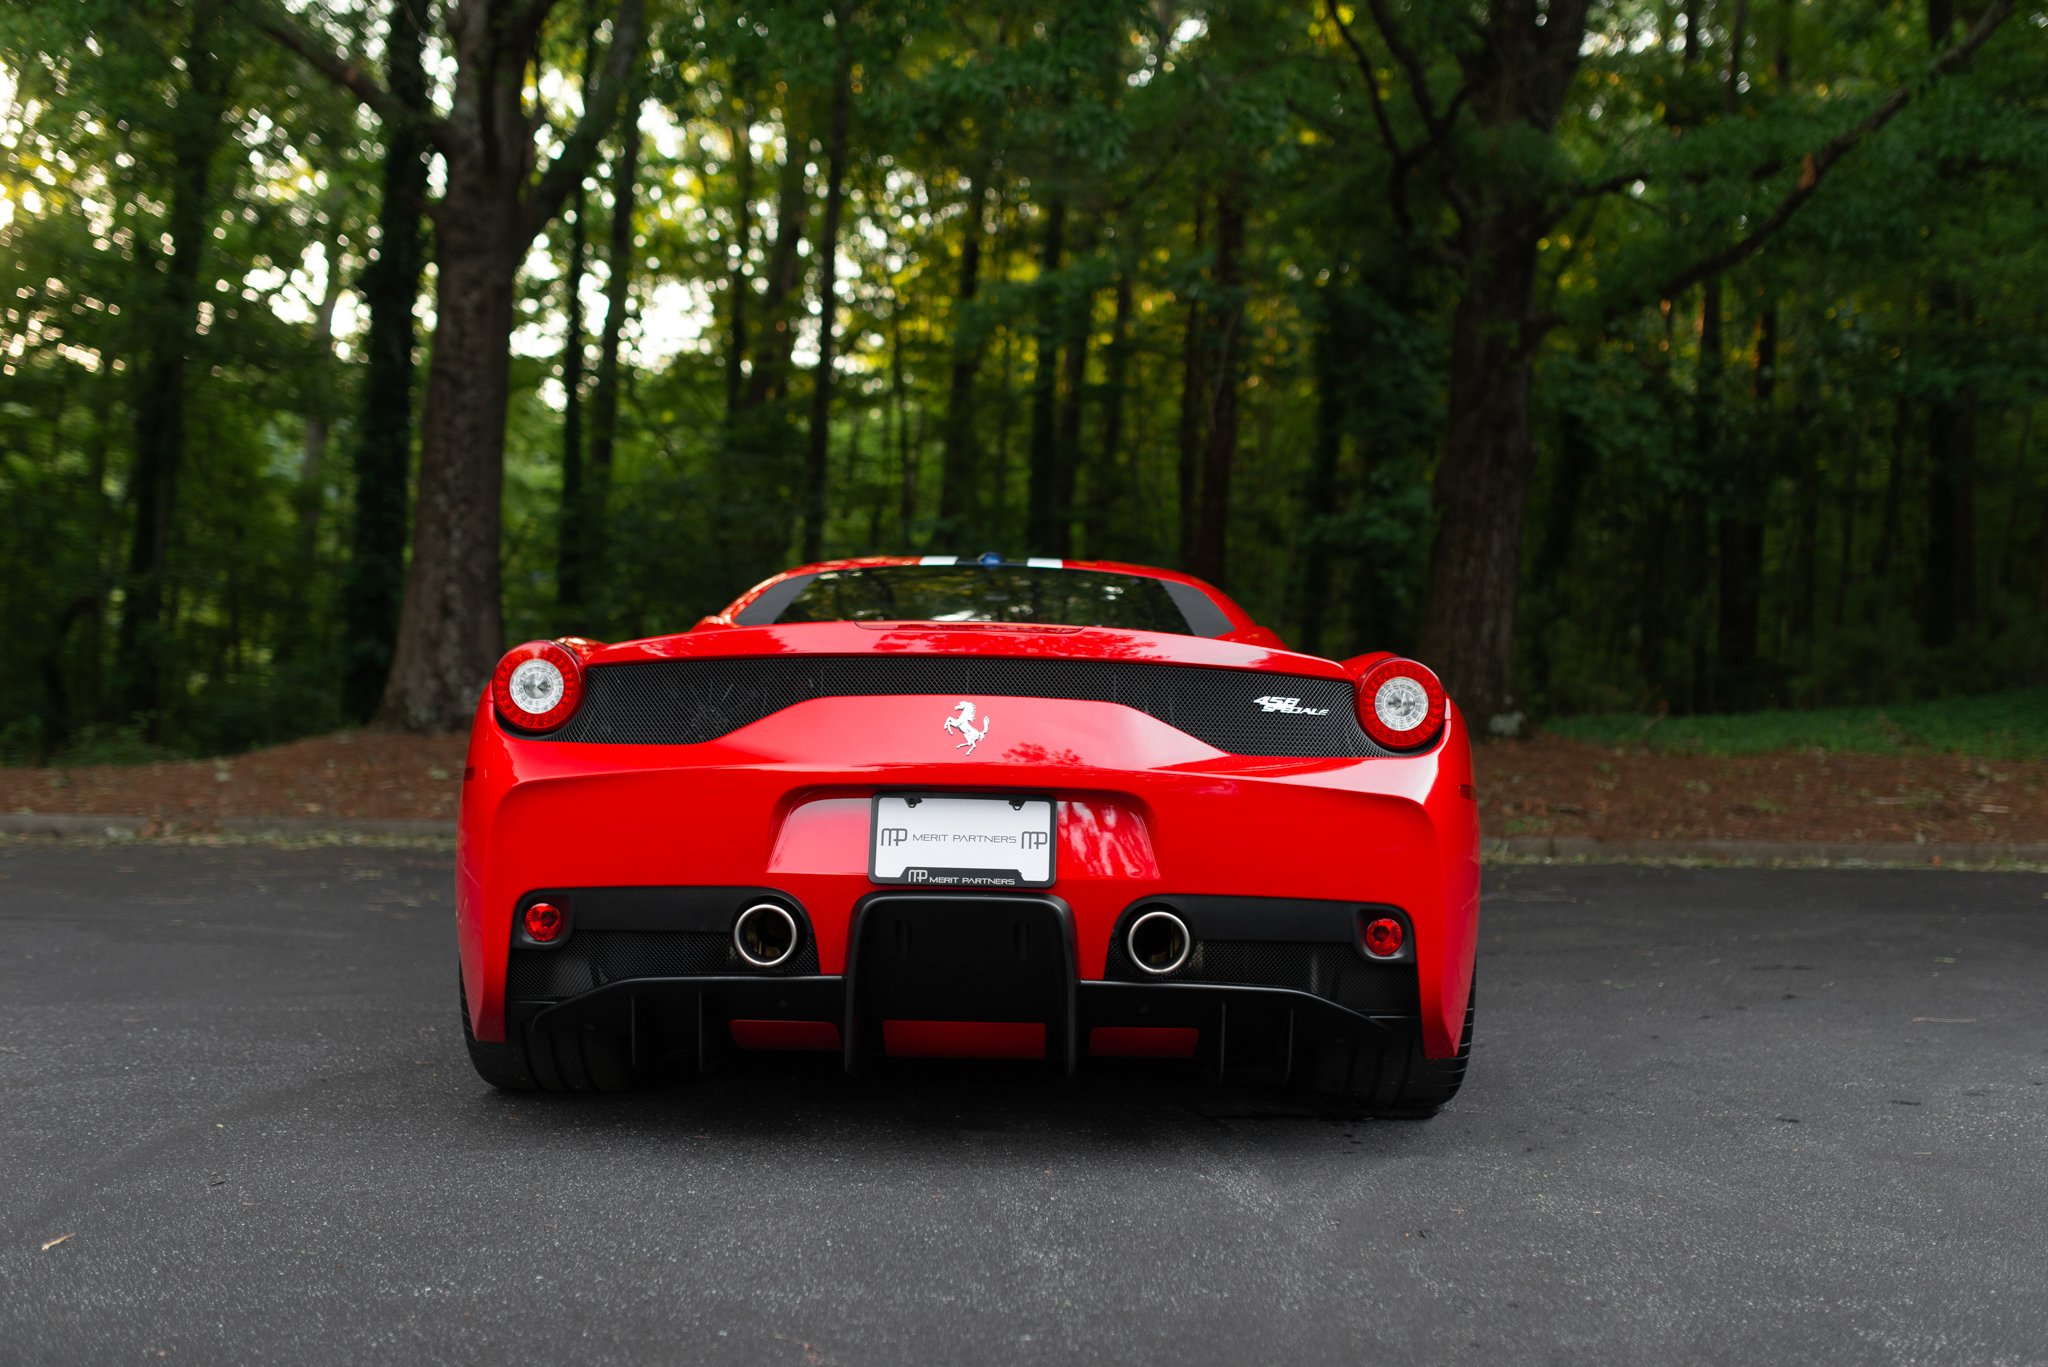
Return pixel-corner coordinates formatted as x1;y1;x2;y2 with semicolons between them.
457;556;1480;1114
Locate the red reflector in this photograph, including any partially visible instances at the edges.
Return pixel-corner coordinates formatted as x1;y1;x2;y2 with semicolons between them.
523;902;564;944
728;1020;842;1052
1362;916;1405;959
882;1020;1047;1060
1087;1026;1200;1059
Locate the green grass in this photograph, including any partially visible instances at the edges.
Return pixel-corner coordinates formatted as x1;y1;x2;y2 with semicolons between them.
1543;689;2048;761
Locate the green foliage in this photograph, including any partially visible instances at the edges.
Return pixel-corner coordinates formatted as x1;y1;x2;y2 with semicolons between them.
3;0;2047;759
1546;688;2048;762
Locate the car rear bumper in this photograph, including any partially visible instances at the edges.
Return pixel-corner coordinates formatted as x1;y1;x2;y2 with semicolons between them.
507;889;1425;1082
458;693;1480;1057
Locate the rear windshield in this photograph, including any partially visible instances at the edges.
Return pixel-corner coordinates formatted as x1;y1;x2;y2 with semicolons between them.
737;566;1220;636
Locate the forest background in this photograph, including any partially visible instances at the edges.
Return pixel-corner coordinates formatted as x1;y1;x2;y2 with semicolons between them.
1;0;2043;758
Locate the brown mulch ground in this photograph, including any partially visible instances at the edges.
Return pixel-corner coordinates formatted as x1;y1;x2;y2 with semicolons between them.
0;732;468;829
1477;735;2048;847
2;729;2045;845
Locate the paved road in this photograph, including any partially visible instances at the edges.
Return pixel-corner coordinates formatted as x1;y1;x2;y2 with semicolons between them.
1;843;2044;1366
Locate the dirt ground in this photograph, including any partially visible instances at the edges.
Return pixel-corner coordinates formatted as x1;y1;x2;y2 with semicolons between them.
0;732;469;829
1478;734;2048;846
3;729;2045;846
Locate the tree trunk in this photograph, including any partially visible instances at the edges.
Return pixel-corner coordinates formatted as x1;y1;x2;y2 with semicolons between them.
1409;2;1592;726
373;0;643;729
740;144;811;410
340;0;430;722
378;207;522;729
1416;246;1542;727
1187;180;1243;586
1024;195;1068;552
1176;193;1206;567
802;22;854;564
1923;281;1977;646
1875;392;1909;579
724;111;754;414
556;178;590;610
295;229;348;570
1715;308;1770;709
1921;0;1976;646
937;162;990;539
1295;285;1346;658
114;0;226;729
1081;258;1134;559
583;79;643;578
1051;217;1096;559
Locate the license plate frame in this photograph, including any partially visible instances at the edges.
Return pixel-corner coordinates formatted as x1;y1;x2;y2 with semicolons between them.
868;793;1057;889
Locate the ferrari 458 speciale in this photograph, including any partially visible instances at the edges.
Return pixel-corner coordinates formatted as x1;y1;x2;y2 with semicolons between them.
457;555;1479;1115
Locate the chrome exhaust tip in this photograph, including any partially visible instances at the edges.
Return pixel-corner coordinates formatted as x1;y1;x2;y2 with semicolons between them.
1126;908;1192;977
734;902;800;969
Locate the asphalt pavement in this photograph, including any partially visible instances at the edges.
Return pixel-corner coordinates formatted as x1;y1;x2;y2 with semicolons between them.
2;841;2044;1366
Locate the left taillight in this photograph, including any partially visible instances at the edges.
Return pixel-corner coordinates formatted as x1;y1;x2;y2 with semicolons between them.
1355;657;1447;750
491;640;584;732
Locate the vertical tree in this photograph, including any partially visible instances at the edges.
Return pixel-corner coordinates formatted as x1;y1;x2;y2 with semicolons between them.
801;1;857;563
556;18;599;615
1187;179;1245;586
581;69;647;600
260;0;648;730
1922;0;1979;647
337;0;432;723
1326;0;2017;723
1023;193;1068;553
114;0;229;728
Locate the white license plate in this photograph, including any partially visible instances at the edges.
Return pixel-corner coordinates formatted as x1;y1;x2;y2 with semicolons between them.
869;794;1056;888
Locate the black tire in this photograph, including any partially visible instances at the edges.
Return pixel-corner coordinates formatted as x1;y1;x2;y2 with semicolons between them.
1302;971;1476;1118
459;974;637;1093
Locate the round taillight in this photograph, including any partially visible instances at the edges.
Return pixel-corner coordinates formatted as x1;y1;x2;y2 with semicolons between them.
492;640;584;732
1355;657;1446;750
523;901;565;944
1362;915;1406;959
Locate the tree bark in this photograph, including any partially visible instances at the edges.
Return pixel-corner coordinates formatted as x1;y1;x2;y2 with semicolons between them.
373;0;647;731
724;111;754;415
1415;245;1544;727
740;143;811;410
802;17;855;564
556;179;590;610
1408;2;1592;726
339;0;431;722
1921;0;1976;646
1296;285;1347;658
1081;257;1135;560
1051;217;1096;559
1715;308;1771;708
1187;179;1244;586
1176;193;1206;567
936;162;990;538
295;226;348;571
584;77;643;562
1024;195;1068;553
115;0;227;729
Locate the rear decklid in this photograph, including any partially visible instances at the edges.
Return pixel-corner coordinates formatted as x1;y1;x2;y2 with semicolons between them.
553;623;1385;758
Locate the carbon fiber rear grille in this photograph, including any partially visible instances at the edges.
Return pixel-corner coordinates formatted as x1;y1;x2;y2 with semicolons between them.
1106;937;1418;1016
537;657;1387;757
508;930;820;1001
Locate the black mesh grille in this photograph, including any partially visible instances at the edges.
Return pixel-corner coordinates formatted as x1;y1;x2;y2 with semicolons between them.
508;930;820;1001
536;656;1387;757
1105;936;1417;1016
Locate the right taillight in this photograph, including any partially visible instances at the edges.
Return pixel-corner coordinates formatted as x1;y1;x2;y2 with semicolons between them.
491;640;584;732
1356;657;1446;750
